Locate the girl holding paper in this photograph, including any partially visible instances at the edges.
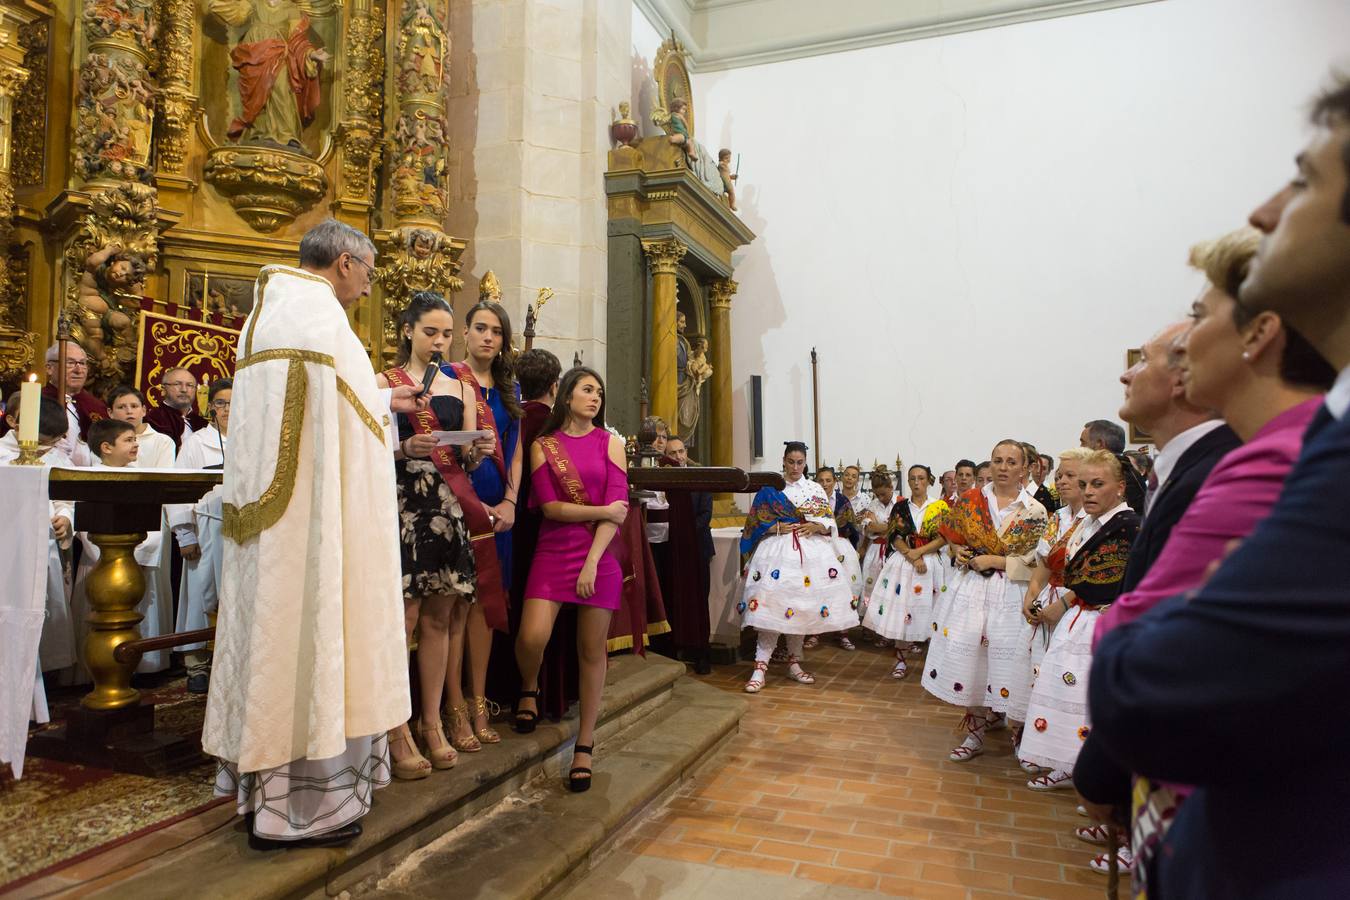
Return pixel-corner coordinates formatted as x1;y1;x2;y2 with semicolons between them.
379;292;492;778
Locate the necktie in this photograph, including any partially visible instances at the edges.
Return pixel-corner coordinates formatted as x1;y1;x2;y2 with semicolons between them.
1145;468;1159;513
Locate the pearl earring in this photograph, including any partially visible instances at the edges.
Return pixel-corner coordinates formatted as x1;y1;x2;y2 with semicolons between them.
1242;351;1251;360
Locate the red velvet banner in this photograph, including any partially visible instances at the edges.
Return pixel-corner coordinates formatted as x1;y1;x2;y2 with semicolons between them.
135;303;241;408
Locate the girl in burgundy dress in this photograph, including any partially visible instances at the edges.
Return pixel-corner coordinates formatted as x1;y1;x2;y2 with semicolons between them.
513;367;629;793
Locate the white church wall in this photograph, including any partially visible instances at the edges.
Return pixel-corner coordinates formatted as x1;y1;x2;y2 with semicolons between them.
665;0;1350;475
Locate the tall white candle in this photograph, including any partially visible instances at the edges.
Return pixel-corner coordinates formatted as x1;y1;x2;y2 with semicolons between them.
18;373;38;444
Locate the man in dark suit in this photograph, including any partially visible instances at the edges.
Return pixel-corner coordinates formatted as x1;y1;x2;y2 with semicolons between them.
1073;320;1240;853
144;367;207;450
659;435;714;674
1089;77;1350;898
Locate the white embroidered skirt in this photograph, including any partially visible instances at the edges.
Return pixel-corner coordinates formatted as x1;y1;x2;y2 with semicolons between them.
859;540;886;614
1020;606;1101;772
922;570;1034;715
740;533;858;635
862;551;939;641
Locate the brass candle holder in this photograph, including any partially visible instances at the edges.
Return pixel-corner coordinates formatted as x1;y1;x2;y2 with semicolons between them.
13;439;44;466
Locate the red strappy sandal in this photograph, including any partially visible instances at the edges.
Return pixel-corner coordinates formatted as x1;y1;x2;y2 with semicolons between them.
744;660;768;693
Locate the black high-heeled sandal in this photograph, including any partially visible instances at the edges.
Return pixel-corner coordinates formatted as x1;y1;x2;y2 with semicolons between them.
514;688;540;734
568;744;593;793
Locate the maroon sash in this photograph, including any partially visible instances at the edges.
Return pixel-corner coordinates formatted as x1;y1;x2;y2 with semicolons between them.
385;367;507;632
536;431;631;574
449;362;508;481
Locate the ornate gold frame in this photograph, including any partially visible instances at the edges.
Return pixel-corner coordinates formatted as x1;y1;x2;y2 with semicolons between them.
652;36;694;138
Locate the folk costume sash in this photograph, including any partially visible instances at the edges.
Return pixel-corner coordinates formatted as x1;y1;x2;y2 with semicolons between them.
1043;517;1082;589
883;500;919;557
739;487;800;565
938;486;1046;577
1064;509;1139;607
448;362;508;482
385;367;508;631
535;430;634;578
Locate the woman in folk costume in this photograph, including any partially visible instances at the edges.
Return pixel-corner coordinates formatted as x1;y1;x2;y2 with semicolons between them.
377;293;494;778
923;439;1048;762
1018;447;1091;757
108;385;176;673
1019;451;1138;792
862;465;949;679
444;297;523;747
858;467;897;611
805;465;865;652
170;378;231;694
513;367;629;793
738;441;858;693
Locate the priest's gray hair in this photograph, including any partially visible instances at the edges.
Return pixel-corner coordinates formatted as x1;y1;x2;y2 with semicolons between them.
45;341;88;362
299;219;376;269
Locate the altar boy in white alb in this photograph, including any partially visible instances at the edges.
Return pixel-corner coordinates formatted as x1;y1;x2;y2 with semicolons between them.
202;220;425;849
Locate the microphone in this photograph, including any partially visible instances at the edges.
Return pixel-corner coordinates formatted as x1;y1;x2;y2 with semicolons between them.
421;352;441;396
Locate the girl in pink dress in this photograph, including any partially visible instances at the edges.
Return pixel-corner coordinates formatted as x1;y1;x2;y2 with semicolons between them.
513;367;629;793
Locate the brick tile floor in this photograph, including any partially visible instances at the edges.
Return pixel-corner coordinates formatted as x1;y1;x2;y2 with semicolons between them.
600;638;1106;898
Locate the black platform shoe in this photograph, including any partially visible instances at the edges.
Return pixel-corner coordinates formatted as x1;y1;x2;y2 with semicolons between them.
514;688;540;734
568;744;593;793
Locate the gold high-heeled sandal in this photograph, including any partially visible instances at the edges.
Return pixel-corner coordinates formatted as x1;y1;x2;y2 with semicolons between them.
471;695;501;744
388;723;433;780
414;719;459;770
444;702;482;752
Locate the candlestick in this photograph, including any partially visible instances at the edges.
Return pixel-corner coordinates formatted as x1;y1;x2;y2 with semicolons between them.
18;373;39;444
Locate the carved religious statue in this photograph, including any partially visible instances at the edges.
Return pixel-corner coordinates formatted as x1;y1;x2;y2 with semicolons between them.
658;97;694;163
676;311;712;446
75;244;148;382
718;148;738;211
208;0;334;152
396;0;447;96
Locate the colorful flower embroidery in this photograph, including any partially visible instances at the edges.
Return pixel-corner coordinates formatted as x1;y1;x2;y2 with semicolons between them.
941;585;948;592
748;598;759;611
999;687;1010;698
804;576;812;587
881;578;888;589
850;598;859;610
1062;672;1077;686
929;669;937;679
877;605;885;615
753;571;762;581
932;622;938;632
736;601;746;613
942;627;948;637
1034;718;1048;732
820;606;829;617
836;554;845;563
904;613;912;623
913;585;923;595
980;635;989;646
953;682;964;692
771;569;780;580
828;568;838;579
1077;726;1090;740
785;608;795;618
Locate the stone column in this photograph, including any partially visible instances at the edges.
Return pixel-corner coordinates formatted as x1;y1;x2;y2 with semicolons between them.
708;277;737;468
643;238;685;429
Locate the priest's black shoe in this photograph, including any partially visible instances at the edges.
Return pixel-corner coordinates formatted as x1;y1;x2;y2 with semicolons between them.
186;673;209;694
248;821;363;851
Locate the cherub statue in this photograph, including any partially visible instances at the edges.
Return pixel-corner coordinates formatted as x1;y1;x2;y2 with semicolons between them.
718;148;738;211
665;97;694;161
75;244;147;378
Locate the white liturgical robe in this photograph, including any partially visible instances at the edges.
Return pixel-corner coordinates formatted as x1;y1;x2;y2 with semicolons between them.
202;265;410;775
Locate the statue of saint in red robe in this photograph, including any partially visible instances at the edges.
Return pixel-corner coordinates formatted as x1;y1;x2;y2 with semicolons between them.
208;0;332;149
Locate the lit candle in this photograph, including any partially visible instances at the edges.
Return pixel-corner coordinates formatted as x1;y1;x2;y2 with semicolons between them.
18;373;39;444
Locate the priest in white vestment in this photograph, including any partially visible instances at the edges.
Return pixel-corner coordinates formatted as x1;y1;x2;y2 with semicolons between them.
202;220;425;849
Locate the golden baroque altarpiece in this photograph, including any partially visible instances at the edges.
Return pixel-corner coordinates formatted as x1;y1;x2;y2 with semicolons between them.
0;0;468;399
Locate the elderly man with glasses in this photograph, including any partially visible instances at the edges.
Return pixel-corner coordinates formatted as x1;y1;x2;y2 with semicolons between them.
145;366;208;450
40;341;108;466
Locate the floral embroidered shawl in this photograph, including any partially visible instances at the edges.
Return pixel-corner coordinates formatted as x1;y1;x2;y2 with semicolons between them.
938;486;1046;558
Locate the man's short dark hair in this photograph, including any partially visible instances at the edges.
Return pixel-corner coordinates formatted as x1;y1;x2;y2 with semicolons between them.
1038;453;1054;469
955;459;977;474
976;461;991;472
88;418;134;457
1310;74;1350;224
516;349;561;401
1083;419;1127;453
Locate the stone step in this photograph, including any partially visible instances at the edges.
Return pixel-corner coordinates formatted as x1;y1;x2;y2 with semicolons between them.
367;674;747;899
90;654;730;900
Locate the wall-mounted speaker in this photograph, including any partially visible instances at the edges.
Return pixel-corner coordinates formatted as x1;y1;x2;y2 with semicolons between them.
749;375;763;459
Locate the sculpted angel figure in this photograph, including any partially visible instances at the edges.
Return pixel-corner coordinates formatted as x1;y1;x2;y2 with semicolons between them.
397;0;447;95
208;0;335;151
